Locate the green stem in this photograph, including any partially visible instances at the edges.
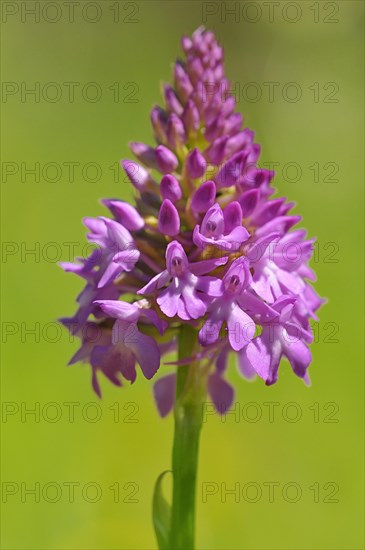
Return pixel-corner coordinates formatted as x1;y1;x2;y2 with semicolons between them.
170;325;205;550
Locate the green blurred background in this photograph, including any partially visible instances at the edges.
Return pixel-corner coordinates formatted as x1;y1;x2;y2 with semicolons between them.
1;1;364;548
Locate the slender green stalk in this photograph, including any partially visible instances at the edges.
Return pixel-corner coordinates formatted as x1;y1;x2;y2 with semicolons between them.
169;325;206;550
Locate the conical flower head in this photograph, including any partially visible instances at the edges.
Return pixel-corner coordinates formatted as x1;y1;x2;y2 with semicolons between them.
61;27;324;413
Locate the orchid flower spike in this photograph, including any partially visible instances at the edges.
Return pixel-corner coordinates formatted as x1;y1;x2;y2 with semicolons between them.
61;26;323;414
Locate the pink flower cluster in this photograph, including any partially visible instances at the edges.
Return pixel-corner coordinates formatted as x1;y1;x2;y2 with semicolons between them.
61;27;324;414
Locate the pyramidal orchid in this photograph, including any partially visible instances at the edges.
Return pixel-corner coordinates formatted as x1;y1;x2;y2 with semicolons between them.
61;27;324;550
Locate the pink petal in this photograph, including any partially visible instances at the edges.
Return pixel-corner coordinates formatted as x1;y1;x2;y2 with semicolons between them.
153;374;176;417
227;304;255;351
129;330;161;379
208;373;234;414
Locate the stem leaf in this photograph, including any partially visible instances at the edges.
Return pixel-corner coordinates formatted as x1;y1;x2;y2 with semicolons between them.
152;470;172;550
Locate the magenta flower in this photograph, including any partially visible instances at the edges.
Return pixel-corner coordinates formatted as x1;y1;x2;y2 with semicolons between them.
193;202;249;251
61;27;324;549
238;295;313;385
90;299;167;394
198;257;256;351
138;241;227;320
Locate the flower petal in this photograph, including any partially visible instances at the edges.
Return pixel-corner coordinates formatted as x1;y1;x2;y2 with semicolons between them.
160;174;182;202
156;145;178;173
95;300;139;321
102;199;144;230
224;226;250;250
121;160;150;191
157;283;181;317
112;248;140;272
158;199;180;236
283;338;312;380
227;304;255;351
199;318;223;346
236;351;257;380
223;201;243;233
190;255;228;275
138;270;170;295
182;284;207;319
177;296;190;320
186;147;207;179
195;275;223;297
190;180;216;213
208;373;234;414
97;262;123;288
153;374;176;417
129;330;161;379
240;339;268;380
